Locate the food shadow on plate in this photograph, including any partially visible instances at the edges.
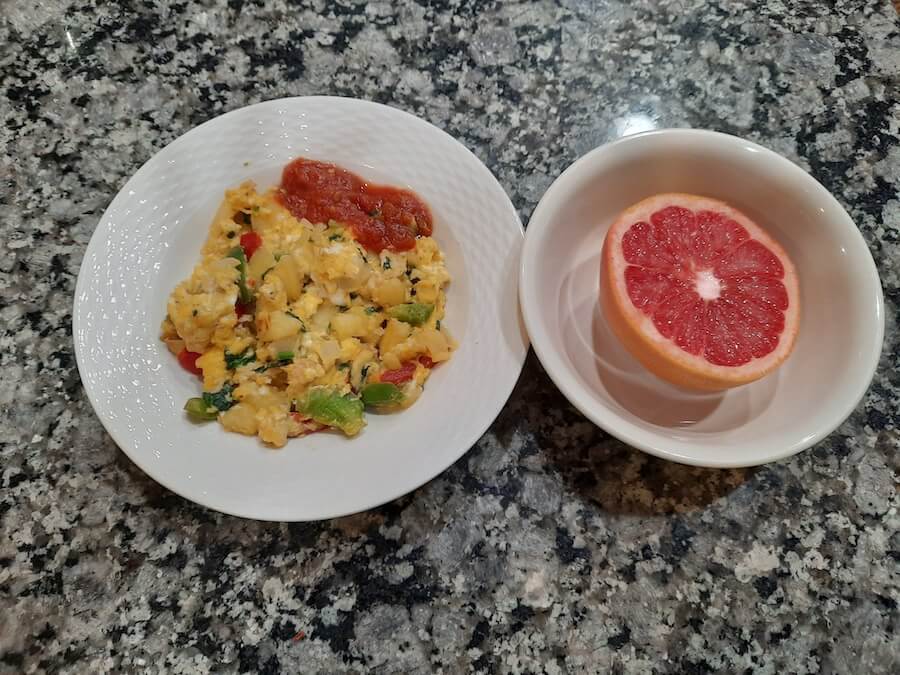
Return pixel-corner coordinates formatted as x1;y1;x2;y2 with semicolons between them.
559;252;780;432
588;304;723;426
558;252;724;427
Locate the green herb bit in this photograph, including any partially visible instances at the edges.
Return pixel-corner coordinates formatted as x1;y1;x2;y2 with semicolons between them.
254;356;293;373
225;348;255;370
387;303;434;326
337;361;350;370
296;387;365;436
227;246;253;304
360;382;405;408
202;383;235;412
184;397;218;421
276;351;294;361
329;233;343;241
382;258;391;270
436;319;441;330
365;306;380;315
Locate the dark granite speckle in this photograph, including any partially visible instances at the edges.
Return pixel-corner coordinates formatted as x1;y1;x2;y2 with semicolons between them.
2;0;900;673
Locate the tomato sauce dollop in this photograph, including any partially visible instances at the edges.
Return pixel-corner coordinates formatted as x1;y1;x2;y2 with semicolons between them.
277;158;433;253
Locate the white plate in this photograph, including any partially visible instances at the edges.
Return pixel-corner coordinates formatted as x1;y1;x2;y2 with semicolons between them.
520;129;884;468
74;97;527;520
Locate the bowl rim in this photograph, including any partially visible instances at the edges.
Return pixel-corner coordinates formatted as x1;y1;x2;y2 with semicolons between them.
73;95;528;520
519;127;885;468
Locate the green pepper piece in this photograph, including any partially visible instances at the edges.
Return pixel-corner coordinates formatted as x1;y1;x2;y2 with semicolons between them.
296;386;365;436
276;351;294;361
360;382;405;408
184;397;218;421
227;246;253;305
387;303;434;326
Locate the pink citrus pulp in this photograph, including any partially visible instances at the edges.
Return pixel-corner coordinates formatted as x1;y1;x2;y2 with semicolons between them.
600;193;800;390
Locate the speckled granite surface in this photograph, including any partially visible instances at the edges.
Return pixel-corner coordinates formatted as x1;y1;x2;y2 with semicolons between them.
2;0;899;672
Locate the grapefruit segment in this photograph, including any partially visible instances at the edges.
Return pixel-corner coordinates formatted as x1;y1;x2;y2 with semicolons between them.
600;193;799;390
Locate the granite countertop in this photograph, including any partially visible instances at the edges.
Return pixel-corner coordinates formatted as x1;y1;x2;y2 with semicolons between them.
2;0;899;672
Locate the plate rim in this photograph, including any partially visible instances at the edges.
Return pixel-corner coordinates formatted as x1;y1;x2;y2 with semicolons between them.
519;127;885;468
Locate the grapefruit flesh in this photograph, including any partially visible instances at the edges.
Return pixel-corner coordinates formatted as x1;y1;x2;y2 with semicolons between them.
600;193;800;391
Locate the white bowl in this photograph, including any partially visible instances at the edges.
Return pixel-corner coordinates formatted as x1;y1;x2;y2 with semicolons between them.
74;97;528;520
520;129;884;468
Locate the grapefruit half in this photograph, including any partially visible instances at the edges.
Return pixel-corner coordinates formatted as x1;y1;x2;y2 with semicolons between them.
600;193;800;391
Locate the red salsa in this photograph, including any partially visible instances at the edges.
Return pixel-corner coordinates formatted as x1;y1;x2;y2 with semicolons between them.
277;158;433;253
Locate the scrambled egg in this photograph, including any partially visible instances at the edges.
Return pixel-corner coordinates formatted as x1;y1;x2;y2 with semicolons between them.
161;182;454;447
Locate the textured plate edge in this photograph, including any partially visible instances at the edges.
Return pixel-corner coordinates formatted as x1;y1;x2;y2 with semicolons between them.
73;96;530;521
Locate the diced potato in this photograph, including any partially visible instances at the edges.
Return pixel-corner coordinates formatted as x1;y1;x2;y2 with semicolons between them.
339;338;363;362
379;319;412;354
372;277;407;306
272;255;303;301
331;311;370;340
196;348;227;392
290;241;314;278
247;246;277;285
225;335;254;357
258;310;303;342
381;352;402;370
389;337;425;364
219;402;258;435
310;304;338;333
285;358;326;394
419;327;451;362
256;274;287;313
414;279;439;304
315;368;352;389
257;406;290;448
293;291;322;319
315;337;341;370
233;381;285;410
319;241;364;280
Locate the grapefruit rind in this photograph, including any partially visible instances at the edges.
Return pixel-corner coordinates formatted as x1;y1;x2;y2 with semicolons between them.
600;193;800;391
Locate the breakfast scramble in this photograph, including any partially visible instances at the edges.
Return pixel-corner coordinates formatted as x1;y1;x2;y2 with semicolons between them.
160;160;454;447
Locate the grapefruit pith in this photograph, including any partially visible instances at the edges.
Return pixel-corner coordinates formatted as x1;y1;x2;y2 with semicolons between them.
600;193;800;391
